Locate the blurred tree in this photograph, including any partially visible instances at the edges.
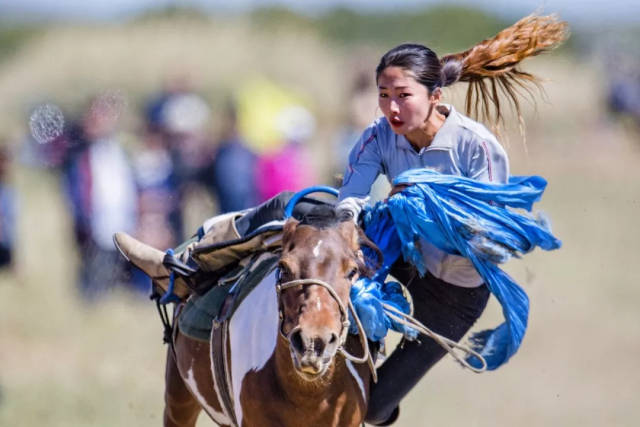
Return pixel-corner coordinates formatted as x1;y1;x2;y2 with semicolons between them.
249;6;316;33
0;25;41;65
317;5;509;53
131;5;212;24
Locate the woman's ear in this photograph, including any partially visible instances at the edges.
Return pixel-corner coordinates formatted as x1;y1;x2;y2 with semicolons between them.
430;87;442;104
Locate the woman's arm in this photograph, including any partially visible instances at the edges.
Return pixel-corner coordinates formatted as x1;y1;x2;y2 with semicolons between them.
337;126;384;219
466;136;509;184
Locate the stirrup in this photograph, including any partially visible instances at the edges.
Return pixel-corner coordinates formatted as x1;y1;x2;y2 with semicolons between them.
159;248;200;304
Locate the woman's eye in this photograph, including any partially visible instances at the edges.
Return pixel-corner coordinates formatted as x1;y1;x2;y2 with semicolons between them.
346;268;358;280
379;93;388;98
399;93;411;98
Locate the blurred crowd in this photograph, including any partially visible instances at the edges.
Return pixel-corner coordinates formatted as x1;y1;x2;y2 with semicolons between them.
1;71;380;302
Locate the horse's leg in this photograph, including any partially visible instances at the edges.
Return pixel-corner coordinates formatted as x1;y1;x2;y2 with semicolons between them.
164;345;201;427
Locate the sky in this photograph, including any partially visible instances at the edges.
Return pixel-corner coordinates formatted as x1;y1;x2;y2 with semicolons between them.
2;0;639;26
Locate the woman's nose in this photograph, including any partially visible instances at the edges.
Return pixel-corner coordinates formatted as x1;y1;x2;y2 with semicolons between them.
389;99;400;113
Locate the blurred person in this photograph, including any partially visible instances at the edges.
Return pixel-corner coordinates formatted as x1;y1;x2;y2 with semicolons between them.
130;126;181;293
0;146;17;269
255;105;316;201
333;69;380;173
145;73;194;133
211;100;258;213
154;78;215;187
602;46;640;123
61;94;137;300
156;86;216;237
607;71;640;123
114;14;566;426
144;75;216;233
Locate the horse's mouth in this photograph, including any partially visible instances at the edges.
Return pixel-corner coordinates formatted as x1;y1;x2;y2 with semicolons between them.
290;350;332;381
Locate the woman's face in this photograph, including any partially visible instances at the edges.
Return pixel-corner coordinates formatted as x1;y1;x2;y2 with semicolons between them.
377;66;435;135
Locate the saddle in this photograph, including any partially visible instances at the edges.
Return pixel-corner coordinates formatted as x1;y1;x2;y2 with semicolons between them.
177;252;280;341
166;220;284;298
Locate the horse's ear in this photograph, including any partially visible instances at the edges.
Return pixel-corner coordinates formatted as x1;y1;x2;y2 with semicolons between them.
283;217;300;243
356;227;383;271
337;220;360;251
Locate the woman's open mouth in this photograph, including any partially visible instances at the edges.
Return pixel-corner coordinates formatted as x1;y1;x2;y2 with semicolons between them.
389;117;404;127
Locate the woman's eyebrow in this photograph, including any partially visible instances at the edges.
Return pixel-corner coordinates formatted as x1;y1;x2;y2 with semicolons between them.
378;85;409;90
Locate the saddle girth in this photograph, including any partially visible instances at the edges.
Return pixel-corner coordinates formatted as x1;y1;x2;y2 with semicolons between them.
211;320;238;427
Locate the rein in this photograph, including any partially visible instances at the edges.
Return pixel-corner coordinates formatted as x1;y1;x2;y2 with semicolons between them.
276;278;378;382
382;303;487;373
277;277;488;375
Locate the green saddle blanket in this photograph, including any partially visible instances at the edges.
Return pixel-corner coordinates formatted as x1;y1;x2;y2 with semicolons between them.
178;253;280;342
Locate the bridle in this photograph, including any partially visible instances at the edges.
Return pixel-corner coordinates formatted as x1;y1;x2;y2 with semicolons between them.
276;278;350;346
275;276;377;381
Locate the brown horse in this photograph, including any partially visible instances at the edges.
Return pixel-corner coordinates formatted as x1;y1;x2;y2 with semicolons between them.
163;210;374;426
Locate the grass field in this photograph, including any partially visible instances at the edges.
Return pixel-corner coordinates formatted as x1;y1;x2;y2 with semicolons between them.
1;18;639;427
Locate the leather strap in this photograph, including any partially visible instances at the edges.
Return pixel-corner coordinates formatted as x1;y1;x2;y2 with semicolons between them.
211;321;239;427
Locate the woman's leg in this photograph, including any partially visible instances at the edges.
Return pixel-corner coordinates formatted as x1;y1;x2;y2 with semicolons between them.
114;192;332;297
234;192;329;236
365;260;490;425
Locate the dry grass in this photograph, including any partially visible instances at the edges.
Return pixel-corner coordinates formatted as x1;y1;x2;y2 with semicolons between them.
1;19;639;427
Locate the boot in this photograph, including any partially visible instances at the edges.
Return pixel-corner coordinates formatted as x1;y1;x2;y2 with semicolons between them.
113;232;191;299
113;212;244;298
366;407;400;426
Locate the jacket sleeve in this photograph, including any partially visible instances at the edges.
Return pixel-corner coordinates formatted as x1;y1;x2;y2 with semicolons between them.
337;125;383;220
339;125;383;200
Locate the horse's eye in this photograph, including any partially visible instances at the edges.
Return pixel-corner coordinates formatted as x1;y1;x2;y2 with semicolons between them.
346;268;358;281
278;265;292;281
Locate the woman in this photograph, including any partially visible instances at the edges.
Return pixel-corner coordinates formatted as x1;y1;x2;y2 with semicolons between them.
115;13;567;425
335;14;567;425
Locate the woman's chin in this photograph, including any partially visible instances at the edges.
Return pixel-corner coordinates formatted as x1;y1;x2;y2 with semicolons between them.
389;122;407;134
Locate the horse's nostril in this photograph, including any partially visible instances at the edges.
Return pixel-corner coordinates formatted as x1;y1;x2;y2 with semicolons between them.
290;329;305;354
329;333;338;345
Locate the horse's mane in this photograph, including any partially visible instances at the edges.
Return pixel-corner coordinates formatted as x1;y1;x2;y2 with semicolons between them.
299;204;344;229
299;204;382;277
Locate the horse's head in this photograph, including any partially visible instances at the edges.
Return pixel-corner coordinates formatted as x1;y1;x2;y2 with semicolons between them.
276;206;374;381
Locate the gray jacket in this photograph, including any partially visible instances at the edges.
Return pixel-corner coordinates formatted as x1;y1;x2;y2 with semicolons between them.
338;105;508;287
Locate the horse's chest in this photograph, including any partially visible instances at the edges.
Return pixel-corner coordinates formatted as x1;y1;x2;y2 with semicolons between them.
242;393;356;427
238;362;365;427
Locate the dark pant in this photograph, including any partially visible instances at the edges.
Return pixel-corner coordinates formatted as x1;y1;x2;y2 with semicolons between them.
365;260;490;424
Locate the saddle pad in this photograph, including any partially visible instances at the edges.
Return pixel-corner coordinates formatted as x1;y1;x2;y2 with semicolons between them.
178;253;280;341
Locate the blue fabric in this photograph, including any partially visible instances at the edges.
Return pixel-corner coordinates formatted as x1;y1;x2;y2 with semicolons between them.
159;248;181;305
349;278;417;342
361;168;561;370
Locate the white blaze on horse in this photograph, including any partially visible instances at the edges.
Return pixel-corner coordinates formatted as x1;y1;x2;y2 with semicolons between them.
164;209;376;427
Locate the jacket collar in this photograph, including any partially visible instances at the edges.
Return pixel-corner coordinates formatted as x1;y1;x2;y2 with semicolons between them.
395;104;459;153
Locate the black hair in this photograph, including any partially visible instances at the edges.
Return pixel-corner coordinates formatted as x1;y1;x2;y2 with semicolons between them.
375;15;568;126
375;43;461;93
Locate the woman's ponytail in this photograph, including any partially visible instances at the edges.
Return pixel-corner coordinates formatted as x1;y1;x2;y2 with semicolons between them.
441;14;569;125
439;58;463;88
